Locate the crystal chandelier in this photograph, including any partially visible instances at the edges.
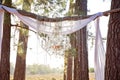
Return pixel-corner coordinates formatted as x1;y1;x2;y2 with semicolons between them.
37;21;71;56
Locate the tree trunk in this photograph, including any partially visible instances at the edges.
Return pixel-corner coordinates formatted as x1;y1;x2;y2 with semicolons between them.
105;0;120;80
65;1;75;80
14;1;30;80
13;24;29;80
64;52;67;80
0;0;11;80
74;0;89;80
67;53;73;80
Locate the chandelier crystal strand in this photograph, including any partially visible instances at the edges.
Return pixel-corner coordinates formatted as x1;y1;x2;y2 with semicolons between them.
36;16;71;56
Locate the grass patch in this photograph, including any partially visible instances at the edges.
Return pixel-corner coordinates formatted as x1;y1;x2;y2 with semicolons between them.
11;73;95;80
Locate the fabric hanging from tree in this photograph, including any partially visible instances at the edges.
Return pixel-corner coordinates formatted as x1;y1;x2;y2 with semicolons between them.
0;5;105;80
0;6;4;60
94;18;105;80
1;5;102;35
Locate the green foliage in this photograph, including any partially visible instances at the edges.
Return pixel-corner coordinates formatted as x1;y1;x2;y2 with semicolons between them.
26;64;63;75
65;0;75;16
10;63;63;75
89;68;94;73
64;48;77;57
33;0;67;17
13;0;33;6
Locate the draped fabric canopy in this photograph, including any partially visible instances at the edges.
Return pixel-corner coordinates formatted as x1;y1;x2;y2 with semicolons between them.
0;5;105;80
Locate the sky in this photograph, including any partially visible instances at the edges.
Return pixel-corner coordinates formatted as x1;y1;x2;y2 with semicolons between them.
87;0;111;67
10;0;111;68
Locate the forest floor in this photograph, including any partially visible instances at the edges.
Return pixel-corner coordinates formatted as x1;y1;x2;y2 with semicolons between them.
10;73;95;80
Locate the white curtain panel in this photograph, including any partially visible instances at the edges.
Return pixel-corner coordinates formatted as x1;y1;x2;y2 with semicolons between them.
0;5;4;60
94;18;105;80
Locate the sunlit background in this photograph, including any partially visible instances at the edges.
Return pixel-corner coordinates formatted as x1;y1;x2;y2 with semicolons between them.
10;0;111;69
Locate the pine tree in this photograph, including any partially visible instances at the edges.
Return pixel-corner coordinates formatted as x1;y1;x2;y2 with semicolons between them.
13;0;31;80
105;0;120;80
74;0;89;80
0;0;11;80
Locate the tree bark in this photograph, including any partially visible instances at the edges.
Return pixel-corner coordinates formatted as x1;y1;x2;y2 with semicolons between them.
67;54;73;80
64;52;67;80
0;0;11;80
105;0;120;80
65;1;75;80
74;0;89;80
13;24;29;80
14;1;30;80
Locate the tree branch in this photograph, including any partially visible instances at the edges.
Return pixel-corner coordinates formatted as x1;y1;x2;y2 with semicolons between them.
2;5;120;22
17;8;120;22
18;10;91;22
11;24;36;33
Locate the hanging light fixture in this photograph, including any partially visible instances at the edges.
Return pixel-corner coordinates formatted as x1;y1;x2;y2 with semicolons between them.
37;21;71;56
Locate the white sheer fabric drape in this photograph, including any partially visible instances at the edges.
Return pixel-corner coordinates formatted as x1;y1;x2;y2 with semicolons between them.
0;6;4;60
0;5;105;80
2;5;102;35
94;18;105;80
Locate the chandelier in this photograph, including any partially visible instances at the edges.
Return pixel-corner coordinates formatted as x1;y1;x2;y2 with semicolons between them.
37;21;71;56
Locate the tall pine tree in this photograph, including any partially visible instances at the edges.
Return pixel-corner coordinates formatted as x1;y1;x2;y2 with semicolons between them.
14;0;31;80
0;0;11;80
105;0;120;80
74;0;89;80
